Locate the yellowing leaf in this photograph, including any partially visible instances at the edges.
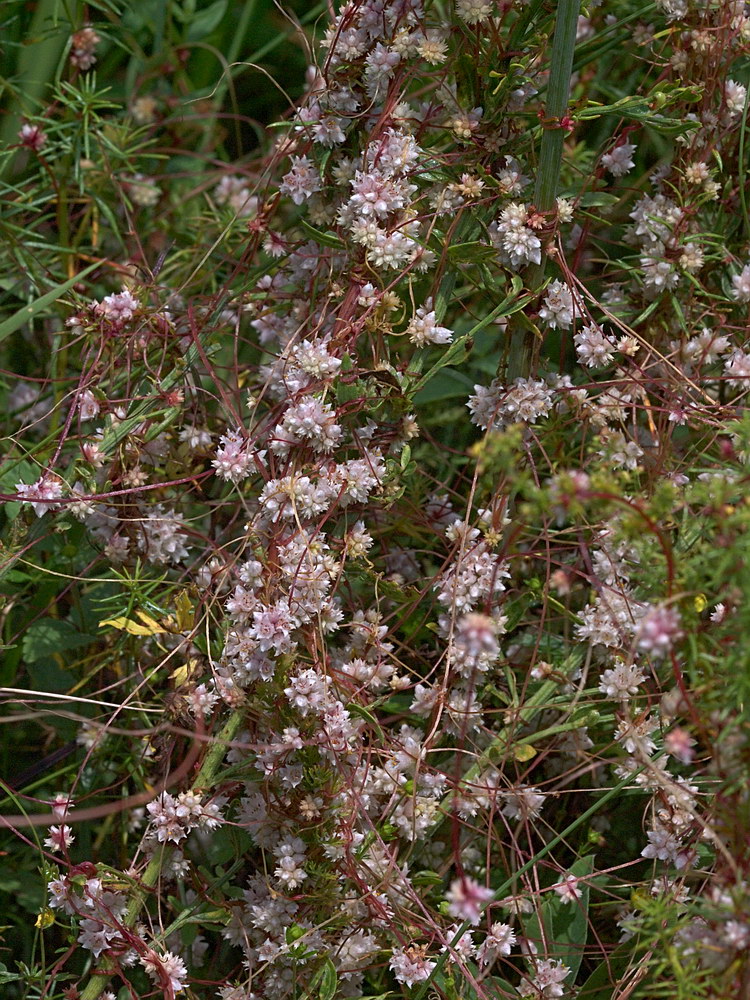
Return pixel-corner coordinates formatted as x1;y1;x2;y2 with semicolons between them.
134;609;163;631
98;614;164;636
35;908;55;929
170;664;190;687
170;658;202;688
175;590;195;632
513;743;537;762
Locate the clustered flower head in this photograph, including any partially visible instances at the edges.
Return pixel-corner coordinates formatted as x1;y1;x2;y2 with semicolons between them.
16;474;65;516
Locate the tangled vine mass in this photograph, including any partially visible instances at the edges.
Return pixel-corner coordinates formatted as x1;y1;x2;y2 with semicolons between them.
2;2;750;999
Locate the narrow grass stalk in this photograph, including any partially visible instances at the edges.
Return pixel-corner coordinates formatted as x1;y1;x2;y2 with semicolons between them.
506;0;581;381
78;709;244;1000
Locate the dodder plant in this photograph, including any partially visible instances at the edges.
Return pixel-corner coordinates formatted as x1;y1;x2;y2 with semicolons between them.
1;1;750;999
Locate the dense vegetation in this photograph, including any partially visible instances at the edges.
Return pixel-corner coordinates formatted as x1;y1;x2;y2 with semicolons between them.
1;1;750;998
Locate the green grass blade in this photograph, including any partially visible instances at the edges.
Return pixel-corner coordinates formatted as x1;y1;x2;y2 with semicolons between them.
0;261;98;344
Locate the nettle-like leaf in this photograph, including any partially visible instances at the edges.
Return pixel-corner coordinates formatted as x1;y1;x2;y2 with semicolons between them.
22;618;97;662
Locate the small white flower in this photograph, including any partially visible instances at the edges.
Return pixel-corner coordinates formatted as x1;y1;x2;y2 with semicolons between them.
142;950;188;993
446;876;494;924
539;280;581;329
602;141;636;177
15;475;65;517
553;873;582;903
389;945;436;986
731;263;750;303
406;298;453;346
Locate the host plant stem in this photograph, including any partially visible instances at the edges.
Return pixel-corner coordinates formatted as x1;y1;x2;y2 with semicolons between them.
506;0;582;381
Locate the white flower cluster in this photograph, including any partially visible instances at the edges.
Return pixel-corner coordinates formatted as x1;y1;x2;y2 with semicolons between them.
539;279;583;329
15;474;65;517
435;525;510;614
94;288;139;324
406;298;453;346
49;873;128;958
145;790;225;845
213;428;255;483
489;201;542;270
602;140;637;177
468;377;554;430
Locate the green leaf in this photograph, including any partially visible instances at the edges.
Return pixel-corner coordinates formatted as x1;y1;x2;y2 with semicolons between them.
0;963;22;984
306;957;337;1000
347;702;385;743
446;241;498;264
575;95;697;134
22;619;96;663
524;855;595;981
414;368;474;405
486;977;517;996
298;218;345;249
186;0;228;39
319;957;337;1000
202;826;252;866
412;870;444;887
336;376;367;406
0;263;98;345
576;191;621;208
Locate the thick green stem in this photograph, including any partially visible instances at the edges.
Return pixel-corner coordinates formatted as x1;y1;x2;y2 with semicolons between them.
78;709;244;1000
534;1;582;210
506;0;581;381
